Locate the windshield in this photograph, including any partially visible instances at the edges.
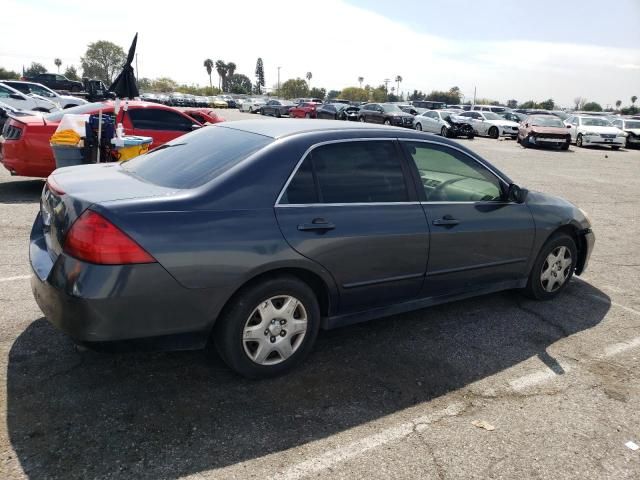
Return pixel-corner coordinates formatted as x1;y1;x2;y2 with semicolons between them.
482;112;502;120
624;121;640;129
45;102;106;121
382;104;403;113
122;126;273;189
581;117;611;127
530;116;564;127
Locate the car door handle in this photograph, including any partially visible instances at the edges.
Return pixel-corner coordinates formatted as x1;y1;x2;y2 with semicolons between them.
432;216;459;226
297;219;336;231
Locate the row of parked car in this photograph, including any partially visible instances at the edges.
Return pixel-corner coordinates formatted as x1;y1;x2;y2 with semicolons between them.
140;92;243;109
253;98;640;151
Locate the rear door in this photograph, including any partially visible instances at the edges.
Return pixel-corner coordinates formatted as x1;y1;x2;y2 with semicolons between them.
400;140;534;297
127;108;195;145
275;139;429;313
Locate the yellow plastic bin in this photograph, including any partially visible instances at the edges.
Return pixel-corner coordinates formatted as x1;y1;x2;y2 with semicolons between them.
114;136;153;162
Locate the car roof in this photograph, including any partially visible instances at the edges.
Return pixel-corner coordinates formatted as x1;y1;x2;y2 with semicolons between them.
216;119;441;140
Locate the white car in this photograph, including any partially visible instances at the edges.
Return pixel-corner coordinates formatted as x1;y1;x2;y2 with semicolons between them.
564;115;625;150
611;118;640;149
413;110;473;138
2;80;87;109
240;97;266;113
0;82;60;112
457;111;520;138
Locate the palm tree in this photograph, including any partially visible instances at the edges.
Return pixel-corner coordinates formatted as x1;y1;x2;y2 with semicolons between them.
306;71;312;90
215;60;227;91
203;59;214;90
632;95;638;106
54;58;62;73
616;100;622;110
227;62;237;77
358;76;364;89
395;75;403;96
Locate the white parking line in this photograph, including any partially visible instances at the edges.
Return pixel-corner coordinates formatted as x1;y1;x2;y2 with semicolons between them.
271;402;466;480
0;275;30;283
587;293;640;317
602;336;640;357
508;359;572;392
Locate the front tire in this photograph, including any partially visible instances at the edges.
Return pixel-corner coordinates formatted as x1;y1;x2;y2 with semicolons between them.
415;123;422;131
213;276;320;378
359;116;366;122
576;134;583;147
440;126;448;137
489;126;499;139
384;119;391;126
523;233;577;300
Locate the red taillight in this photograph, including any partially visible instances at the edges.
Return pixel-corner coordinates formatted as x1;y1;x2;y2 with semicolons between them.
46;175;65;195
64;210;156;265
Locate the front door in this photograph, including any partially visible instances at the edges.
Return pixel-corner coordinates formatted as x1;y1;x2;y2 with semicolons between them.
275;139;429;313
400;140;535;297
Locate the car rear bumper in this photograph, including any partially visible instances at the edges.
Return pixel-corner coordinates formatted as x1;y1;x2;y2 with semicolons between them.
581;136;624;146
30;213;214;346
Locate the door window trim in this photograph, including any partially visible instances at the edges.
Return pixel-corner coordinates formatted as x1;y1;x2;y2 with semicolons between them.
274;138;417;207
397;138;512;203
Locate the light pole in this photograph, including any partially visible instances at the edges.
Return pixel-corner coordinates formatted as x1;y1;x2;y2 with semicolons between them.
277;66;281;97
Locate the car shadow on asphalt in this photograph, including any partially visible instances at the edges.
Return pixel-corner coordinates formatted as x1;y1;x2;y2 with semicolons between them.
0;178;43;204
6;279;610;479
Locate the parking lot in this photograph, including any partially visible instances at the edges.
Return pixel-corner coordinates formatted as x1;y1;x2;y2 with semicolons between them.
1;109;639;479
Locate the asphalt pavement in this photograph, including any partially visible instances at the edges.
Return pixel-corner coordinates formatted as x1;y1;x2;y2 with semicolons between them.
0;109;639;479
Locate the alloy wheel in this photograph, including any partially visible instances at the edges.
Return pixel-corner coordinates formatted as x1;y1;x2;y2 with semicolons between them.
540;246;572;293
242;295;308;365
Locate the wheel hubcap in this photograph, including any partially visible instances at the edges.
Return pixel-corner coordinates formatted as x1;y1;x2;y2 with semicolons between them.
540;246;572;293
242;295;308;365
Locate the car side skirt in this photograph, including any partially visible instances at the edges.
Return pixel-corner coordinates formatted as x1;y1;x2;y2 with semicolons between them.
322;279;527;330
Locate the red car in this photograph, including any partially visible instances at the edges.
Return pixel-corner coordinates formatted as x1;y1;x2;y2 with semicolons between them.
0;101;204;178
182;108;225;125
288;102;322;119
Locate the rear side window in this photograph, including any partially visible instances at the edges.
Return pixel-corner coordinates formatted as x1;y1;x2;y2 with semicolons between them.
122;126;272;189
280;141;408;204
128;108;194;131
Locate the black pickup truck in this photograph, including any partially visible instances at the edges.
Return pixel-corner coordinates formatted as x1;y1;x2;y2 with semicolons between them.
22;73;84;92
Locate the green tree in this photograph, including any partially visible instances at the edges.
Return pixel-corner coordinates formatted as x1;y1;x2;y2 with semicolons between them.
538;98;555;110
152;77;178;92
519;100;537;109
255;58;265;94
409;90;425;101
0;67;20;80
215;60;228;90
280;78;309;99
357;76;363;88
632;95;638;106
80;41;125;84
306;71;312;90
203;59;214;89
227;73;252;94
54;58;62;72
24;62;47;77
507;99;518;109
371;85;388;102
583;102;602;112
339;87;368;102
227;62;237;78
615;100;622;110
309;87;326;100
64;65;80;81
425;89;457;104
327;89;340;100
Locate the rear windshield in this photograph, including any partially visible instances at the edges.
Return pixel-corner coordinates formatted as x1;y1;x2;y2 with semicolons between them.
121;126;272;189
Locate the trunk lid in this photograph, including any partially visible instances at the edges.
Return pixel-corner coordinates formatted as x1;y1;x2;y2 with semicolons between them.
41;163;177;258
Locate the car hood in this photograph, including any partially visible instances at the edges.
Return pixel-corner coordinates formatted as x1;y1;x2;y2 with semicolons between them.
577;126;620;134
624;128;640;136
530;126;569;134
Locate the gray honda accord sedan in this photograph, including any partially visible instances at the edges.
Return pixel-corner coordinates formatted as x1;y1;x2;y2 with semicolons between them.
31;120;595;378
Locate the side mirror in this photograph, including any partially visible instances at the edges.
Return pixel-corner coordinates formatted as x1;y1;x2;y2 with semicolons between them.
566;125;571;129
507;183;528;204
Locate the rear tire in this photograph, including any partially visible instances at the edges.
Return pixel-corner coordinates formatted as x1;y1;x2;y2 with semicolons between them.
384;119;391;126
415;123;422;131
561;141;570;151
214;276;320;379
523;233;577;301
576;134;583;147
359;116;366;122
489;126;499;139
440;126;448;137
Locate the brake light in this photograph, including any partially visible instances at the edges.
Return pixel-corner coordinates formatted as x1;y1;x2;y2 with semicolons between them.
64;210;156;265
46;175;65;195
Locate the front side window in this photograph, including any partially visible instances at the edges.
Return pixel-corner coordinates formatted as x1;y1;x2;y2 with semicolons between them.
128;108;194;131
280;141;409;204
402;142;503;202
0;86;11;98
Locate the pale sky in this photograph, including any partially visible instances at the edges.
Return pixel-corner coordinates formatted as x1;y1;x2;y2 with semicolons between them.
2;0;639;108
